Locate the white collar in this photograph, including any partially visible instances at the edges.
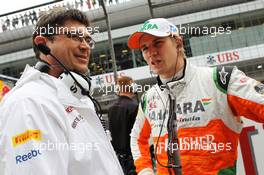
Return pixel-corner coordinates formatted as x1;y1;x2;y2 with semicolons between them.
160;67;184;84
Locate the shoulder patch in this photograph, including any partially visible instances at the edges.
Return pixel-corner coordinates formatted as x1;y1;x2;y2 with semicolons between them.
254;83;264;95
213;66;234;94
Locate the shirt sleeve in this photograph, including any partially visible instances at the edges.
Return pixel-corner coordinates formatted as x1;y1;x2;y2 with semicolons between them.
130;97;153;174
0;97;69;175
227;67;264;123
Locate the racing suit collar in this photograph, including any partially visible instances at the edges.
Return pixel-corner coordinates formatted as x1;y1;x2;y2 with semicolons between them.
159;68;184;85
17;65;90;108
157;59;194;88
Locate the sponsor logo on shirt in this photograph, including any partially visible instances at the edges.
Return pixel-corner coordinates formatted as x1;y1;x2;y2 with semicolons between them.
12;130;41;147
72;114;84;129
219;67;228;85
65;106;73;113
254;83;264;95
15;149;42;164
239;76;249;83
149;98;212;125
177;115;201;123
148;100;157;110
175;98;212;115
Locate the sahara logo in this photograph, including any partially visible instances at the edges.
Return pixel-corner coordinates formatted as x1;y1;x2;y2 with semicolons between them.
12;130;42;147
175;98;212;115
149;98;212;121
139;21;159;32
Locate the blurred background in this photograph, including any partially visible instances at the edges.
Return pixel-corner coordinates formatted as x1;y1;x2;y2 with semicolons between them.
1;0;264;105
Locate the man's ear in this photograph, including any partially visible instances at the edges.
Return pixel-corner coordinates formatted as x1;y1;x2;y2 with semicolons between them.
34;35;47;46
175;36;183;49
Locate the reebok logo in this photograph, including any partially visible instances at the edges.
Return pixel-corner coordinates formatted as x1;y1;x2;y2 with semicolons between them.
16;150;41;164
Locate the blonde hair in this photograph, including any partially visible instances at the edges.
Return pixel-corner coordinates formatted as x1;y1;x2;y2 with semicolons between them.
171;35;186;59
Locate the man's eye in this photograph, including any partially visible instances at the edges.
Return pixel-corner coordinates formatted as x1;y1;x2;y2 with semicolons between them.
71;34;79;39
66;33;72;38
141;47;148;52
84;37;91;42
72;34;83;41
154;41;162;47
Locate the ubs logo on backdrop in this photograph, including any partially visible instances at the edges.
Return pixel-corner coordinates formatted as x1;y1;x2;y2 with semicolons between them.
207;51;240;65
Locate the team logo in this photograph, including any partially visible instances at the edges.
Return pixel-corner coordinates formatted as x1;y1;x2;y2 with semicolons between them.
148;96;157;110
254;83;264;95
72;114;84;129
149;98;212;121
219;67;228;85
139;21;159;32
65;106;73;113
207;55;216;65
169;24;178;36
240;76;249;83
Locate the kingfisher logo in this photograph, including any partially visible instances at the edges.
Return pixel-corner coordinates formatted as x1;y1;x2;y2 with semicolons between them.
16;150;41;164
12;130;41;147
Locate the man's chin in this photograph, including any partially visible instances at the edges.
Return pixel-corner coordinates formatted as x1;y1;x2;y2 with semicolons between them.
71;66;88;75
153;68;162;74
78;69;88;75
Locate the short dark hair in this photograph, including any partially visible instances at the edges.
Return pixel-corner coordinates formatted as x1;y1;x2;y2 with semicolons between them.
117;76;134;93
32;8;90;59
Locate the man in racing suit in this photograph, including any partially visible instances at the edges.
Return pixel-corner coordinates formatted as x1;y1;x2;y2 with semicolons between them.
0;9;123;175
127;18;264;175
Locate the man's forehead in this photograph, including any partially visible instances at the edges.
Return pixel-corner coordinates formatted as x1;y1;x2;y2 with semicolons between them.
139;34;164;46
61;21;90;35
59;26;90;35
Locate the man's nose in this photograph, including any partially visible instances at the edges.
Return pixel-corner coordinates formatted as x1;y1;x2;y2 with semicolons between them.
79;43;90;57
149;46;157;58
80;39;90;50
